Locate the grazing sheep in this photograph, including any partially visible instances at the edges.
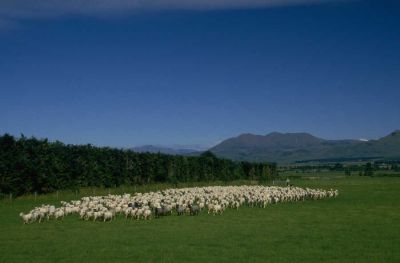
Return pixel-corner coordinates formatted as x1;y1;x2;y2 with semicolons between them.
20;185;338;223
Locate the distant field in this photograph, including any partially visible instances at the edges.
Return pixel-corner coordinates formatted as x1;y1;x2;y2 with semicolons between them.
279;170;346;178
1;177;399;262
279;170;400;179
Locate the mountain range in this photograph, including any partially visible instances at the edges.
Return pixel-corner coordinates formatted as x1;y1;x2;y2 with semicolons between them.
131;131;400;163
209;130;400;163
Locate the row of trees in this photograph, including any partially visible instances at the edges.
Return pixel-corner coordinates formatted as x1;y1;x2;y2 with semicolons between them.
279;162;394;177
0;134;277;197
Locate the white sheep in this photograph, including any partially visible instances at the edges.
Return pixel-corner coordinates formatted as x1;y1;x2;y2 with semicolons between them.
20;185;338;223
143;209;151;220
103;211;113;222
19;212;32;224
54;209;64;220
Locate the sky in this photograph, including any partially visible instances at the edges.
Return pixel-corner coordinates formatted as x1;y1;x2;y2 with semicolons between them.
0;0;399;149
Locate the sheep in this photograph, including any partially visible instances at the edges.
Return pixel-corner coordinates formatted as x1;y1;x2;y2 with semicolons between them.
33;211;45;223
207;203;214;214
188;204;200;216
93;211;102;221
162;205;172;216
154;207;164;218
176;205;185;216
103;211;113;222
54;209;64;220
212;204;223;215
20;213;32;224
20;185;338;223
199;202;205;210
143;209;152;220
124;207;132;218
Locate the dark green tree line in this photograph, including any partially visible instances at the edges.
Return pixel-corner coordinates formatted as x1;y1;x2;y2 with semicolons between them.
0;134;277;197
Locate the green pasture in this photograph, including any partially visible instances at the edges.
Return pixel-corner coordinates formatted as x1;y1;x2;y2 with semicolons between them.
1;177;399;262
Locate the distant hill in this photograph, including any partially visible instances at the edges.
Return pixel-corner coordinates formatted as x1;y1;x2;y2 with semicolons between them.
210;131;400;163
132;145;200;155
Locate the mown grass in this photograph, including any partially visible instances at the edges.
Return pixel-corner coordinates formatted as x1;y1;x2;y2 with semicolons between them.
1;177;399;263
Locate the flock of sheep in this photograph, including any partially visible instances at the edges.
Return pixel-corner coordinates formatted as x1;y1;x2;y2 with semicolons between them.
19;185;339;224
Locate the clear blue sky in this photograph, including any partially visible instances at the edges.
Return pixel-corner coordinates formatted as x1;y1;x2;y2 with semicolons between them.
0;0;399;148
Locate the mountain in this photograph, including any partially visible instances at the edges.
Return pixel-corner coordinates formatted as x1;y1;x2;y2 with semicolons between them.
132;145;200;155
210;131;400;163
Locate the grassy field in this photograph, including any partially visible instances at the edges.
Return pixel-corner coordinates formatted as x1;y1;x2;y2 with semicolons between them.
1;177;399;263
279;170;400;179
